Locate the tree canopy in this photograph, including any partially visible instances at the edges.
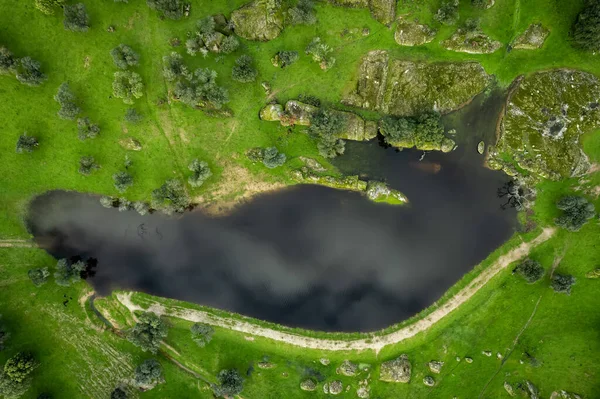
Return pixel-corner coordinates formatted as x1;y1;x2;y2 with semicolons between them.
435;0;459;25
513;259;545;283
4;352;36;384
16;134;39;154
190;323;214;347
110;44;140;69
554;196;595;231
309;108;346;158
214;369;244;397
54;83;81;120
305;37;335;69
54;258;86;286
551;274;576;294
63;3;90;32
110;388;127;399
16;57;46;86
147;0;184;20
112;71;144;104
79;156;100;175
262;147;286;168
0;47;17;75
77;117;100;140
113;171;134;192
127;312;168;354
288;0;316;25
28;268;50;287
571;0;600;51
134;359;163;387
188;159;212;187
232;55;258;83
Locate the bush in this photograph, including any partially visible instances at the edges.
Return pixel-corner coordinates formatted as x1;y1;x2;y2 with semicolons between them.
15;134;38;154
555;196;595;231
190;323;214;347
77;117;100;140
380;116;416;146
35;0;65;15
185;36;204;56
134;359;162;387
305;37;335;69
317;135;345;158
28;268;50;287
63;3;89;32
162;52;189;81
288;0;316;25
110;44;140;69
113;71;144;104
551;274;576;294
54;258;86;286
262;147;286;168
214;369;244;397
414;111;445;148
147;0;184;20
188;159;212;187
273;51;299;68
298;94;320;107
4;352;36;383
78;156;99;175
197;15;216;38
513;259;545;283
124;108;143;124
0;47;17;74
100;196;115;208
173;67;229;109
435;0;459;26
110;388;127;399
134;201;149;215
54;83;81;120
151;179;190;214
571;1;600;51
113;171;133;192
118;198;132;212
127;312;168;353
220;35;239;54
232;55;258;83
16;57;46;86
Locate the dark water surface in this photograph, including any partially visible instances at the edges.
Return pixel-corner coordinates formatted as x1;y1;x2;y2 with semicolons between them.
27;93;517;332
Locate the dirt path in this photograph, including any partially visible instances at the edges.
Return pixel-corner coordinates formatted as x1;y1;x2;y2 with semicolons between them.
0;239;37;248
117;228;556;354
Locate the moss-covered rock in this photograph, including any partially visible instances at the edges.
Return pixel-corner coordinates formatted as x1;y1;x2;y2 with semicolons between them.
259;103;284;121
328;0;395;25
379;355;411;383
337;360;358;376
119;137;142;151
442;27;503;54
231;0;284;41
441;137;456;153
334;110;377;141
300;379;317;391
344;51;491;116
512;23;550;50
366;181;407;204
394;20;436;46
282;100;317;126
490;70;600;180
477;141;485;154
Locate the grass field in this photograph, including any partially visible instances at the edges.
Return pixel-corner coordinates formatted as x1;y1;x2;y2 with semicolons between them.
1;0;599;397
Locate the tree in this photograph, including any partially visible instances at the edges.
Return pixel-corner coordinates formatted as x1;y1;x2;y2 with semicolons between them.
146;0;184;20
35;0;65;15
112;71;144;104
190;323;214;347
185;36;204;56
118;198;132;212
77;156;99;175
197;16;216;40
0;371;30;399
134;201;149;215
162;52;188;81
134;359;163;387
262;147;286;168
63;3;89;32
414;111;444;148
124;108;143;123
272;51;299;68
571;0;600;51
100;196;115;208
188;159;212;187
110;44;140;69
471;0;489;9
4;353;36;384
214;369;244;397
220;35;239;54
317;135;345;158
513;259;545;283
551;274;576;294
309;108;343;137
16;57;46;86
77;117;100;140
110;388;127;399
173;67;229;109
127;312;168;354
0;47;17;75
288;0;316;25
15;134;38;154
305;37;335;69
54;258;86;286
380;116;416;146
232;55;258;83
28;268;50;287
435;0;459;26
555;196;595;231
151;179;190;214
54;82;81;120
113;171;133;192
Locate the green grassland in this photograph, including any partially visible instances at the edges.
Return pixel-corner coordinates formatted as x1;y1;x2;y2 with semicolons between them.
1;0;600;398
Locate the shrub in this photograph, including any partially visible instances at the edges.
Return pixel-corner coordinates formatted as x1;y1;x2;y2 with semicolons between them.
124;108;143;123
317;135;345;158
551;274;576;294
380;116;416;146
262;147;286;168
110;44;140;69
188;159;212;187
16;57;46;86
220;35;239;54
28;268;50;287
513;259;545;283
273;51;299;68
113;71;144;104
305;37;335;69
113;171;133;192
134;201;149;215
110;388;127;399
54;258;86;286
63;3;89;32
554;196;595;231
15;134;39;153
118;198;132;212
35;0;65;15
288;0;316;25
127;312;168;353
162;52;188;81
4;353;36;383
173;68;229;109
134;359;163;387
151;179;190;214
77;117;100;140
214;369;244;397
197;15;216;38
185;36;204;56
298;94;320;107
54;82;81;120
147;0;184;20
571;0;600;51
232;55;258;83
434;0;459;26
0;371;30;398
190;323;214;347
0;47;17;74
309;108;343;137
100;196;115;208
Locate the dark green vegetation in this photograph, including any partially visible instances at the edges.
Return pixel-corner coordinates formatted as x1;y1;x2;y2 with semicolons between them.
0;0;599;397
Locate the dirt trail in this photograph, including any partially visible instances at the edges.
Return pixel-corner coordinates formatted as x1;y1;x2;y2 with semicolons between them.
117;228;556;354
0;239;37;248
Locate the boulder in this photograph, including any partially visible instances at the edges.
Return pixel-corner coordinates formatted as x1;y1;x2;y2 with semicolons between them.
334;110;375;141
230;0;284;41
465;357;473;363
395;20;436;46
257;361;275;369
379;355;411;383
525;380;539;399
442;27;502;54
213;14;233;35
550;390;583;399
119;137;142;151
337;360;358;376
320;358;331;366
343;50;389;112
428;361;444;374
205;31;225;53
284;100;318;126
512;24;550;50
259;104;284;121
482;350;492;357
586;268;600;279
423;376;435;386
441;137;456;153
300;379;317;391
299;156;326;172
369;0;396;25
357;386;370;398
504;381;515;396
329;380;343;395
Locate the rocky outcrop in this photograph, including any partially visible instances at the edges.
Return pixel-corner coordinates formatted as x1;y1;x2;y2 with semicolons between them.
259;103;284;121
299;156;326;172
504;381;515;396
231;0;284;41
323;380;343;395
428;360;444;374
328;0;396;25
343;51;491;116
489;70;600;180
512;23;550;50
395;20;436;46
550;390;582;399
300;379;317;391
423;376;435;386
366;181;407;203
282;100;317;126
442;27;502;54
586;268;600;279
337;360;358;376
379;355;411;383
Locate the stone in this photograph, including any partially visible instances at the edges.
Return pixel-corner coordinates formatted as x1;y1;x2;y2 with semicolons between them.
337;360;358;376
334;110;376;141
423;376;435;386
257;361;275;369
369;0;396;25
525;380;539;399
329;380;343;395
357;386;370;398
482;350;492;357
366;181;407;203
299;157;326;172
230;0;284;41
119;138;142;151
442;27;503;54
428;361;444;374
261;81;271;95
441;137;457;153
320;358;331;366
213;14;233;35
504;381;515;396
205;31;225;52
323;382;329;394
379;355;411;383
512;24;550;50
284;100;317;126
477;141;485;154
259;104;284;121
497;352;503;359
395;20;437;46
300;379;317;391
455;356;461;362
585;268;600;279
550;390;583;399
343;51;491;116
465;357;473;363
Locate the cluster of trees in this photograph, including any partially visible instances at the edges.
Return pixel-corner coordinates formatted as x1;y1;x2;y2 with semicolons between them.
190;323;214;347
435;0;459;25
15;134;39;154
151;179;191;214
571;0;600;51
513;259;545;283
55;258;87;286
271;50;299;68
380;111;446;149
54;83;81;120
113;71;144;104
554;196;595;231
127;312;168;354
111;44;140;70
28;267;50;287
188;159;212;187
77;117;100;140
163;53;229;109
64;3;90;32
232;55;258;83
309;108;345;158
147;0;186;20
1;46;47;86
287;0;316;25
213;369;244;397
305;37;335;70
186;16;239;57
0;352;37;398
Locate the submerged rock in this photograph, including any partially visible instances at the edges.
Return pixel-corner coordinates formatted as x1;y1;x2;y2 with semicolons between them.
512;23;550;50
337;360;358;376
395;19;436;46
428;361;444;374
477;141;485;154
442;27;502;54
423;375;435;386
379;355;411;383
231;0;284;41
300;379;317;391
